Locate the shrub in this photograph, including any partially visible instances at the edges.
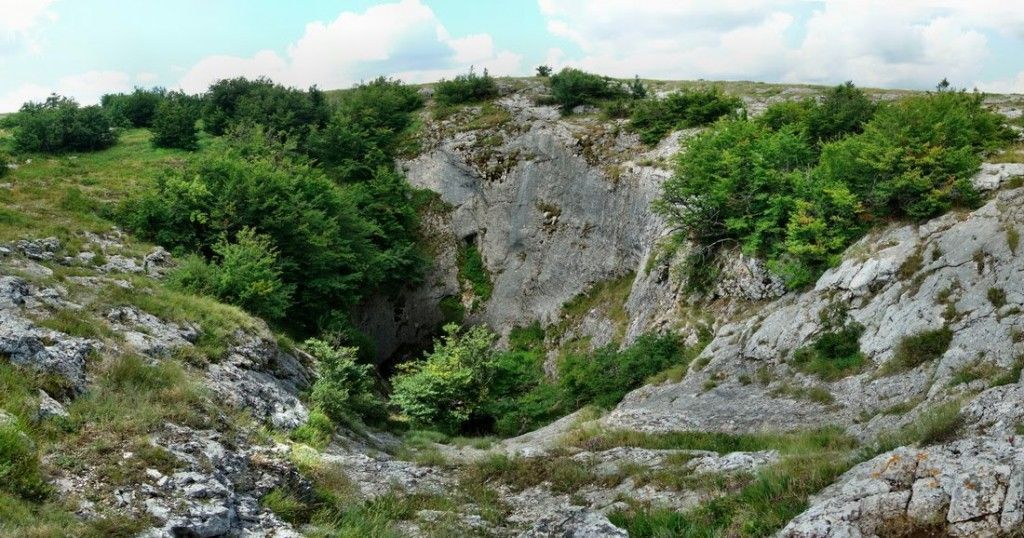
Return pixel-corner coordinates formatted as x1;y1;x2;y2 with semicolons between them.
119;130;410;332
151;92;199;150
630;87;743;144
656;119;819;262
391;324;498;433
548;68;624;112
818;90;1011;220
433;68;498;106
202;77;329;138
881;326;954;374
559;333;686;408
803;81;876;143
168;228;293;321
12;95;117;153
791;323;866;380
306;339;384;425
0;151;8;178
536;65;552;77
307;77;423;181
101;87;165;128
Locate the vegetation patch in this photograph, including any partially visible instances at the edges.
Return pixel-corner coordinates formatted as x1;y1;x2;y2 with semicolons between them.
880;326;954;375
791;323;866;381
457;242;493;303
629;87;743;144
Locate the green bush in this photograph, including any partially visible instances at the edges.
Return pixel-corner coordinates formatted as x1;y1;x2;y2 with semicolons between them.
391;324;498;433
101;87;165;128
306;77;423;181
804;81;876;143
168;228;294;321
306;339;384;425
656;119;818;259
202;77;329;138
458;242;492;301
818;90;1011;220
559;333;687;408
0;151;9;178
0;423;50;501
12;95;117;153
630;87;743;144
151;92;199;150
658;85;1009;290
791;323;866;380
548;68;624;112
536;65;552;77
119;129;414;332
433;68;498;106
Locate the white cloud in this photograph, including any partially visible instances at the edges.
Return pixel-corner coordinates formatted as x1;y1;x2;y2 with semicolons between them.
0;0;58;55
976;72;1024;94
0;70;131;111
538;0;1024;90
176;0;522;93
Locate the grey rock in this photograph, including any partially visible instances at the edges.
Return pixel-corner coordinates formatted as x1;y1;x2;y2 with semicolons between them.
781;437;1024;537
0;311;93;393
106;306;198;357
11;237;60;260
971;162;1024;191
36;389;69;420
143;246;174;276
205;330;311;429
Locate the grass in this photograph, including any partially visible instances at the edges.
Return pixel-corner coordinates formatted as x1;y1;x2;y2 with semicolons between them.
879;326;954;375
0;128;205;245
561;426;855;455
770;383;836;405
33;307;117;341
948;360;1002;386
988;287;1007;308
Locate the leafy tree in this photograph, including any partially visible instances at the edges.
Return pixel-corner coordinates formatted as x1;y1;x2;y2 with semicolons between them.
151;92;199;150
630;87;743;144
391;324;498;433
306;78;423;182
548;68;624;112
12;95;118;153
433;68;499;106
118;128;393;332
306;339;384;425
101;87;166;128
657;120;815;256
535;65;552;77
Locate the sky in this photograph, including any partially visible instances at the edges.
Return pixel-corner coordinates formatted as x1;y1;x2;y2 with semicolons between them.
2;0;1024;112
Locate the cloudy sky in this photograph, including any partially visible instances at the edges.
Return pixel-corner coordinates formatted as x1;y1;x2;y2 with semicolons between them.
2;0;1024;111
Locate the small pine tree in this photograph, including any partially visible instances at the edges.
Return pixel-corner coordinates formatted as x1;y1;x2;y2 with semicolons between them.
151;94;198;150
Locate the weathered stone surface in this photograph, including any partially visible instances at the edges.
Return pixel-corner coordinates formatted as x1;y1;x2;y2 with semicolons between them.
205;330;312;429
36;389;69;420
781;437;1024;537
106;306;198;357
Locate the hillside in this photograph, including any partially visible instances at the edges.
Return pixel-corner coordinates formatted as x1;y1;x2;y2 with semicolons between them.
1;74;1023;537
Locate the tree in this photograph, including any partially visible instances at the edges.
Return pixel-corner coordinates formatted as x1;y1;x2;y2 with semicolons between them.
548;68;623;112
13;95;117;153
306;339;384;425
151;92;199;150
101;87;166;128
536;65;552;77
391;324;498;432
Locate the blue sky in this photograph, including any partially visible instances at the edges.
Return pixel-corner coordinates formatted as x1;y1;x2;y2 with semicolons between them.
2;0;1024;111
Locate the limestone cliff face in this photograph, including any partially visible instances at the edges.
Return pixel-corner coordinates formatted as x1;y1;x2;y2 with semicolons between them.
357;85;678;361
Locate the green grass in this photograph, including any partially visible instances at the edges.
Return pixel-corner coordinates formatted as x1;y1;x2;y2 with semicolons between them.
561;426;855;455
33;308;117;341
0;128;208;244
948;361;1002;386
